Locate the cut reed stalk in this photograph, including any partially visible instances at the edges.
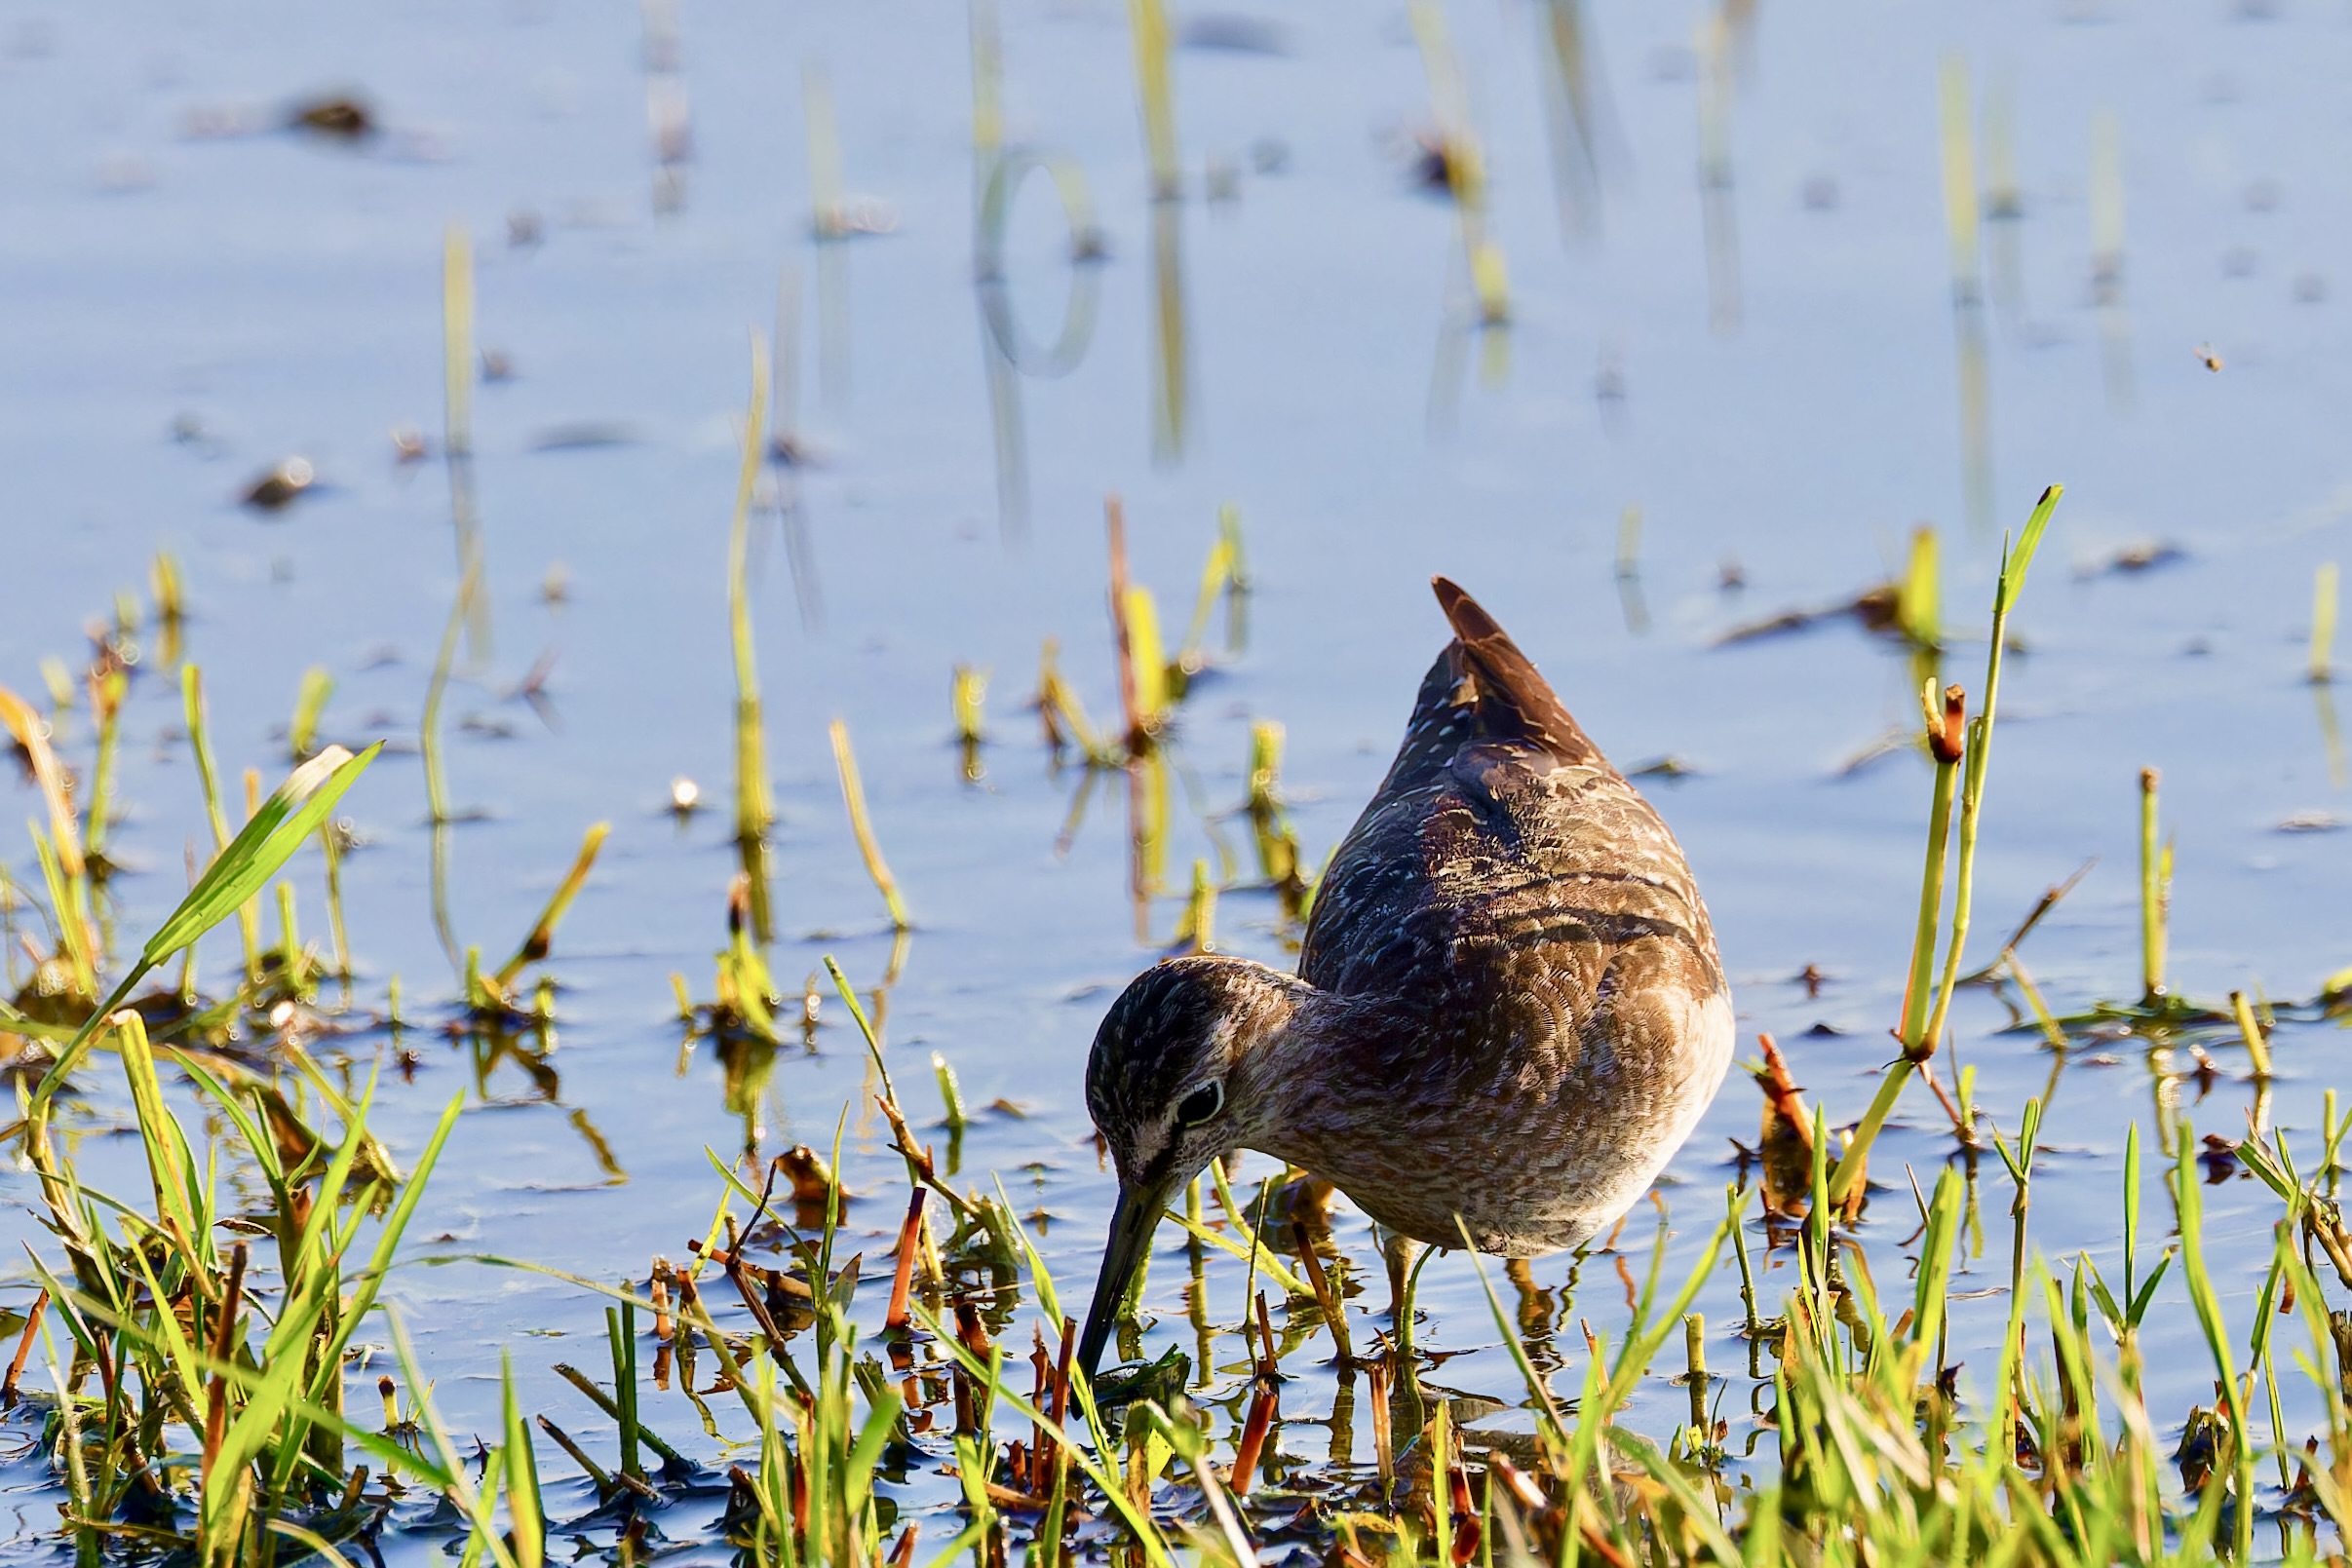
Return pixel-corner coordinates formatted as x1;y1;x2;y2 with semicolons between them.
2314;562;2339;684
731;336;776;943
2140;766;2168;1004
829;719;911;931
288;668;333;761
2232;989;2273;1078
494;822;610;988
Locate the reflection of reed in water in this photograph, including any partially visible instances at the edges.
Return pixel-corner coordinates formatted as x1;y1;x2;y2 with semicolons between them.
769;264;824;631
1695;9;1740;336
972;0;1106;525
1410;0;1509;327
2315;563;2345;788
1983;76;2026;328
1534;0;1620;247
1149;202;1190;463
806;62;852;408
2090;107;2134;415
640;0;690;213
729;341;777;944
443;227;490;668
1615;503;1649;635
1128;0;1190;460
1939;57;1994;537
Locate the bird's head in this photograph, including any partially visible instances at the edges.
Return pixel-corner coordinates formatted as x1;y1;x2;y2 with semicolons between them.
1075;955;1305;1381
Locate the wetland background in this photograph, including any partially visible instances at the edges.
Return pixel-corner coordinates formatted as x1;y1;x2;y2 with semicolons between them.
5;0;2352;1562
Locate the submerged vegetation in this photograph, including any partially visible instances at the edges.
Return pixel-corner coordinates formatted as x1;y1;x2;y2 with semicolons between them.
7;478;2352;1568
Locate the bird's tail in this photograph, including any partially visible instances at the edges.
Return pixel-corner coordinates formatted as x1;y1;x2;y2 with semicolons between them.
1431;576;1606;768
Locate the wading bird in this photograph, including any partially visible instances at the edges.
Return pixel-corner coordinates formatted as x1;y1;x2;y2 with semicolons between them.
1077;577;1733;1379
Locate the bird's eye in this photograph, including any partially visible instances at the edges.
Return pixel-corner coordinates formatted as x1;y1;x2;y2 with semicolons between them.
1176;1081;1224;1128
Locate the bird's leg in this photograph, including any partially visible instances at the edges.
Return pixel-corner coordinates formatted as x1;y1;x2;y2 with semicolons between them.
1381;1230;1424;1348
1381;1231;1433;1436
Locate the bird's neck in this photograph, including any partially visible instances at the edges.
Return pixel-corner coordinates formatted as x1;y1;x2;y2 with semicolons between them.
1219;972;1402;1169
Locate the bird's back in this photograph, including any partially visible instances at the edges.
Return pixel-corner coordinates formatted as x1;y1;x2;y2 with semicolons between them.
1290;579;1730;1252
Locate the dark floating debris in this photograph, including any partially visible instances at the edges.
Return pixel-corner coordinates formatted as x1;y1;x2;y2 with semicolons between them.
1630;755;1698;779
241;457;316;511
528;422;642;452
288;94;376;140
1179;13;1291;54
2077;540;2185;578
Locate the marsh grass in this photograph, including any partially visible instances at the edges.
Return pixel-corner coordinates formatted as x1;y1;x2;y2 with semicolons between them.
19;482;2352;1568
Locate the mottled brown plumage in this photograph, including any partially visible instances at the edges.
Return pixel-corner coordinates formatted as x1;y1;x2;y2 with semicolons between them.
1077;578;1733;1378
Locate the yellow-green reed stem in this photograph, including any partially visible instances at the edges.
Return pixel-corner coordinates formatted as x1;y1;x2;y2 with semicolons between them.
933;1051;968;1131
182;666;260;983
1917;483;2063;1056
731;336;774;944
1897;524;1941;649
1903;685;1968;1047
289;668;332;760
1125;587;1169;724
1127;0;1179;199
1829;687;1964;1208
1987;1099;2039;1466
950;665;986;745
0;686;90;959
2171;1121;2256;1559
320;819;350;986
1727;1183;1760;1338
2225;990;2273;1084
29;835;96;1002
494;822;610;989
152;551;185;665
86;667;126;860
275;883;300;985
443;227;473;459
443;224;488;665
2314;562;2339;684
1833;483;2060;1206
828;719;909;931
1176;858;1215;952
1177;534;1233;669
2140;766;2166;1003
1681;1313;1708;1437
2251;1218;2297;1490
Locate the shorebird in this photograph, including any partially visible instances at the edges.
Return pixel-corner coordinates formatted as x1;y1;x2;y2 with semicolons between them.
1076;577;1733;1379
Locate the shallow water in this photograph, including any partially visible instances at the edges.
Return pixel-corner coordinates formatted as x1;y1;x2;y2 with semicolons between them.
5;0;2352;1556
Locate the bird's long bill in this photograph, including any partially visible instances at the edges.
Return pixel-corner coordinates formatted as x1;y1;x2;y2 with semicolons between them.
1075;1177;1170;1384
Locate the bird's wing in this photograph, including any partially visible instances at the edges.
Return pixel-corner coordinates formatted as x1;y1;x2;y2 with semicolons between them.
1300;580;1715;1001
